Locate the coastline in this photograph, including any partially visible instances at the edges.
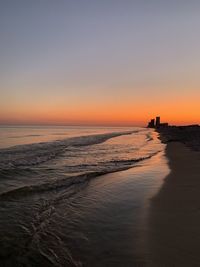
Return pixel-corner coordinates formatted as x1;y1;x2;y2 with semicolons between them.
148;141;200;266
67;150;169;266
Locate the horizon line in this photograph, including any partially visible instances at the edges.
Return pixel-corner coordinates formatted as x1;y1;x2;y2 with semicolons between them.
0;123;143;128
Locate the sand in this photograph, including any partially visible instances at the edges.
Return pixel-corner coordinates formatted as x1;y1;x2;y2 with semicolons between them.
148;142;200;266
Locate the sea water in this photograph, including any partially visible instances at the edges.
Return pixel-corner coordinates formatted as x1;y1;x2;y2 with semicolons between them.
0;126;169;266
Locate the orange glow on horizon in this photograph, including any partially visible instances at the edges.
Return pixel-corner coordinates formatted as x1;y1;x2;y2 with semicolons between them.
0;97;199;126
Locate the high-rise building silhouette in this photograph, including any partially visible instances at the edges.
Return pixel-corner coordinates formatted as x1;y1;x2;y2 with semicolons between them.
156;116;160;127
148;119;155;128
147;116;168;128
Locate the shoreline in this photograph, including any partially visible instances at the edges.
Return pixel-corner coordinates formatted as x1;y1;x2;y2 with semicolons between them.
148;141;200;266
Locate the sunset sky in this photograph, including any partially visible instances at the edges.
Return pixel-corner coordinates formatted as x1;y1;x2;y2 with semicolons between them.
1;0;200;126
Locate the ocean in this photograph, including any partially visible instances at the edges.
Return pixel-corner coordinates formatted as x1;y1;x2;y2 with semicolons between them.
0;126;169;266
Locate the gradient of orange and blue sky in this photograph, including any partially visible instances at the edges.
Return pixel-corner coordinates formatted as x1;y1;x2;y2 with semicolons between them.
1;0;200;126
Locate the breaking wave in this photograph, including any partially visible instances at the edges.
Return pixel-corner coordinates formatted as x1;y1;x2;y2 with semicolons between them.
0;131;135;171
0;152;158;201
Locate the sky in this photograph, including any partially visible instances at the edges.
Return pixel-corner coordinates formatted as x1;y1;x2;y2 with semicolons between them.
0;0;200;126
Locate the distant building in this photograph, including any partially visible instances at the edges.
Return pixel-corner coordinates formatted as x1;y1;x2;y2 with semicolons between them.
147;116;169;128
156;116;160;127
148;119;155;128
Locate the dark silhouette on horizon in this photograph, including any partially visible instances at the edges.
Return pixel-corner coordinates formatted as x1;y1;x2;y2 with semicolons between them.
147;116;168;128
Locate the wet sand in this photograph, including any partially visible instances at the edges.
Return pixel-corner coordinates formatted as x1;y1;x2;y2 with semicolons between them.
61;151;169;266
148;142;200;266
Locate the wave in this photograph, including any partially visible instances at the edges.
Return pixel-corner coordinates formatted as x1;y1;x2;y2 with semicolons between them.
0;152;159;201
0;130;136;170
146;133;153;141
9;134;42;138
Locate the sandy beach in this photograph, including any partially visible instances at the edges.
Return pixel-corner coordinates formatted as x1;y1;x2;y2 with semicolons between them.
148;142;200;266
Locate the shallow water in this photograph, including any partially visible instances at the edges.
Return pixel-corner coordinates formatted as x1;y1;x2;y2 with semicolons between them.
0;126;169;266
